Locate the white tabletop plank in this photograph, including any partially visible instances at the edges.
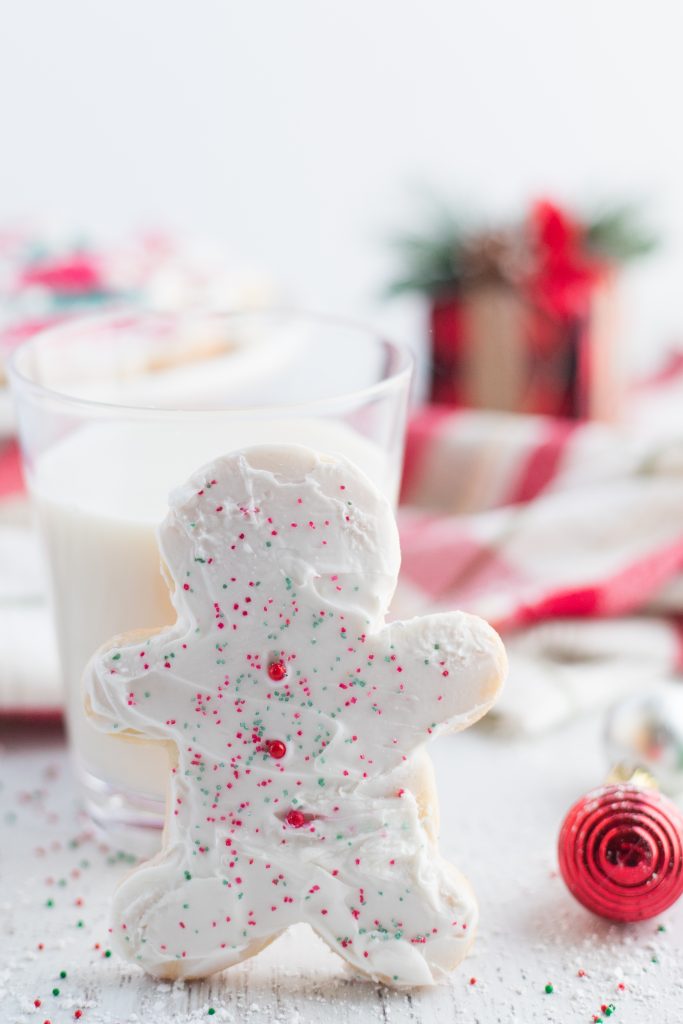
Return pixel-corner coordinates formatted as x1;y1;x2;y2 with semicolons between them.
1;717;681;1023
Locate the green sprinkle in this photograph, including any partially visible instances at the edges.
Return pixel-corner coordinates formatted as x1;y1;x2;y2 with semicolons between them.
104;949;112;958
52;987;60;996
46;898;54;908
318;778;325;787
208;1010;216;1017
76;920;84;928
59;969;67;978
112;653;121;661
544;983;554;994
658;924;667;932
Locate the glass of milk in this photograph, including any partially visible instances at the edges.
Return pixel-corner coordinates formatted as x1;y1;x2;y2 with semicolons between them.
9;309;412;852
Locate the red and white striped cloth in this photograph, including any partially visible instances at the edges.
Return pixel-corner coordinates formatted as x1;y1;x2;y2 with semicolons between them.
396;362;683;733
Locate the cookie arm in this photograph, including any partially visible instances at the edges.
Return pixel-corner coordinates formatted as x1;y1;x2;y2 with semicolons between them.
358;611;507;757
83;630;162;737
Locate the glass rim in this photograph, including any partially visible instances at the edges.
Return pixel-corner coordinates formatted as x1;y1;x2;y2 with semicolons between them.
8;306;413;420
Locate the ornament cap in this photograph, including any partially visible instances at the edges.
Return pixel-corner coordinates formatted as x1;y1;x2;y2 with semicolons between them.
605;762;658;790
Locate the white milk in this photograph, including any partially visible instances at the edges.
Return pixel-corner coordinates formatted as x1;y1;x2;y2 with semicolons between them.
31;419;394;800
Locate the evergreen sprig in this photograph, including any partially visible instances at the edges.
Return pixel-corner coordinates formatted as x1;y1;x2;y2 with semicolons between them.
388;200;657;298
584;203;659;262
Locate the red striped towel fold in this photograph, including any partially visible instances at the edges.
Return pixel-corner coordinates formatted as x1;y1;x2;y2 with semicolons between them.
396;368;683;733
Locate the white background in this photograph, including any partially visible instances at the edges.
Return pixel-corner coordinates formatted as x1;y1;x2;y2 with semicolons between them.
1;0;683;370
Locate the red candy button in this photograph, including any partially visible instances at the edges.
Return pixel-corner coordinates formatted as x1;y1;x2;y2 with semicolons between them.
285;809;306;829
268;660;287;682
267;740;287;760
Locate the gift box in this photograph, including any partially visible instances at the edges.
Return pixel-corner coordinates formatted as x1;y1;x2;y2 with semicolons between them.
391;200;656;421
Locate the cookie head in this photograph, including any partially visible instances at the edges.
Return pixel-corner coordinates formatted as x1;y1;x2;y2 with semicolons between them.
160;444;401;628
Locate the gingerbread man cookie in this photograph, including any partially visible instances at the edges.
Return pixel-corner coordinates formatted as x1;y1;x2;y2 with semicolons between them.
84;445;506;986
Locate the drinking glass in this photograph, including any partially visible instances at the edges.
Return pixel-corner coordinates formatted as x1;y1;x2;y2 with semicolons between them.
10;309;412;853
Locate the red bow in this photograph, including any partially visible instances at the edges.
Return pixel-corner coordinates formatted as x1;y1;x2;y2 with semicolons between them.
526;200;605;321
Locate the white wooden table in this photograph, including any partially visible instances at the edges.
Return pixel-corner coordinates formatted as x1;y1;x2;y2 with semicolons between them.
1;716;681;1024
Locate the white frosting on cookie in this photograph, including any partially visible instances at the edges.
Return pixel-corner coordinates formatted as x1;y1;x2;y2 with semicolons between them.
85;445;506;986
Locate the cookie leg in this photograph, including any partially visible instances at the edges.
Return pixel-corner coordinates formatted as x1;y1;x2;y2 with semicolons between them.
308;858;477;988
110;851;281;979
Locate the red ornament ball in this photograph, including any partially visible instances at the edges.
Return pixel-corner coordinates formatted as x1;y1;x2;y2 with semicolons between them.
285;809;306;829
267;660;287;682
558;784;683;922
267;739;287;760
